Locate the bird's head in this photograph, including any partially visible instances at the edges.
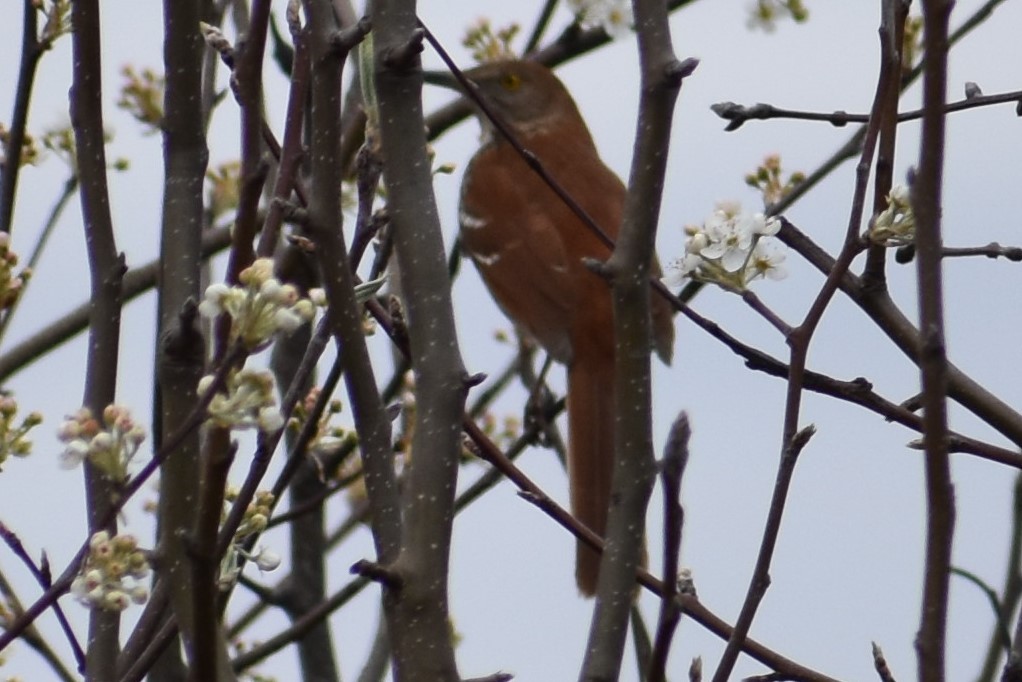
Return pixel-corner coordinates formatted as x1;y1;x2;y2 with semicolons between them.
427;60;591;140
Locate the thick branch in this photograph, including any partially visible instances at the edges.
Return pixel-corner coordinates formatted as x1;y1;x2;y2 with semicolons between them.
69;0;124;676
914;2;955;680
581;0;689;675
155;0;209;675
373;2;468;679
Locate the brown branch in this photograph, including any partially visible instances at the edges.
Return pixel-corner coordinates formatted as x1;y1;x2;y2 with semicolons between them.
0;174;78;347
255;1;310;258
711;88;1022;130
765;0;1013;220
0;565;77;682
69;0;125;675
0;225;231;383
978;473;1022;681
712;6;901;678
0;522;83;674
494;421;838;682
647;413;691;682
0;344;243;654
373;3;469;679
914;3;955;680
872;642;897;682
581;0;690;673
155;0;210;676
0;0;44;234
940;243;1022;261
779;219;1022;448
229;576;368;673
862;0;907;289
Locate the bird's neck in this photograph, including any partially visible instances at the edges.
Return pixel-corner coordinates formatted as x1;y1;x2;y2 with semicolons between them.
479;114;597;156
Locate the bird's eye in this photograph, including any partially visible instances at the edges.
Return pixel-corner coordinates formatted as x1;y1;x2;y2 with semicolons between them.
500;73;521;91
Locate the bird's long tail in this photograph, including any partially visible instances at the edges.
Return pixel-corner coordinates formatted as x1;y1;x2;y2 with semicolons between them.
567;351;616;596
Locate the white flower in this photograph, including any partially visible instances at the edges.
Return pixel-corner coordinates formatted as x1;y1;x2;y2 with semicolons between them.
198;283;232;319
103;590;130;611
240;258;275;286
569;0;633;37
701;210;755;272
257;407;285;434
870;183;915;245
744;239;788;284
714;199;742;217
89;531;111;550
203;369;282;433
663;201;789;292
273;307;304;333
752;213;780;236
292;299;315;321
89;432;113;455
685;231;709;255
201;263;318;349
259;278;282;301
59;439;88;469
57;406;145;481
129;585;149;604
661;254;702;288
56;419;81;441
72;532;150;611
310;435;347;456
252;547;281;572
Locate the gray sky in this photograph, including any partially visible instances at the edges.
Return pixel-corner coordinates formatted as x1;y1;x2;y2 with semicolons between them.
1;1;1021;680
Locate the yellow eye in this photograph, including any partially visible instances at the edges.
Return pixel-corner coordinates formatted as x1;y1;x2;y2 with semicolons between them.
500;73;521;91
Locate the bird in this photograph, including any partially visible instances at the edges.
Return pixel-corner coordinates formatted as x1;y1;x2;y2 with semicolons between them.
436;59;675;595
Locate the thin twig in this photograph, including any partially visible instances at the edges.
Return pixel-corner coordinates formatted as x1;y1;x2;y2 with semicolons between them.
711;88;1022;130
648;413;691;682
713;7;901;676
0;174;78;346
978;473;1022;682
0;0;45;234
0;523;84;673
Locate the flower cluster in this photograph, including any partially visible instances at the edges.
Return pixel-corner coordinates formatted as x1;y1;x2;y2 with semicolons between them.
198;369;284;434
198;258;316;351
58;405;146;482
901;16;924;76
747;0;809;32
869;184;915;246
479;412;522;453
206;161;241;222
0;234;31;313
117;65;165;134
568;0;633;38
34;0;72;49
745;154;805;206
230;488;275;540
463;19;520;63
290;387;357;460
70;532;150;611
664;202;787;292
0;124;40;168
0;397;42;472
219;489;280;589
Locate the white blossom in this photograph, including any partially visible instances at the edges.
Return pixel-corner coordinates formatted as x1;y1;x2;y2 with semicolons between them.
870;183;915;245
662;201;789;292
568;0;632;38
198;258;318;350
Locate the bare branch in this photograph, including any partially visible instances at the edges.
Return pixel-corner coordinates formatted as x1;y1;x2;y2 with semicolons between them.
913;3;955;680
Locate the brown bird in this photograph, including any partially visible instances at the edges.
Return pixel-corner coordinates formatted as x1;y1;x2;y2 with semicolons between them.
439;60;674;595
